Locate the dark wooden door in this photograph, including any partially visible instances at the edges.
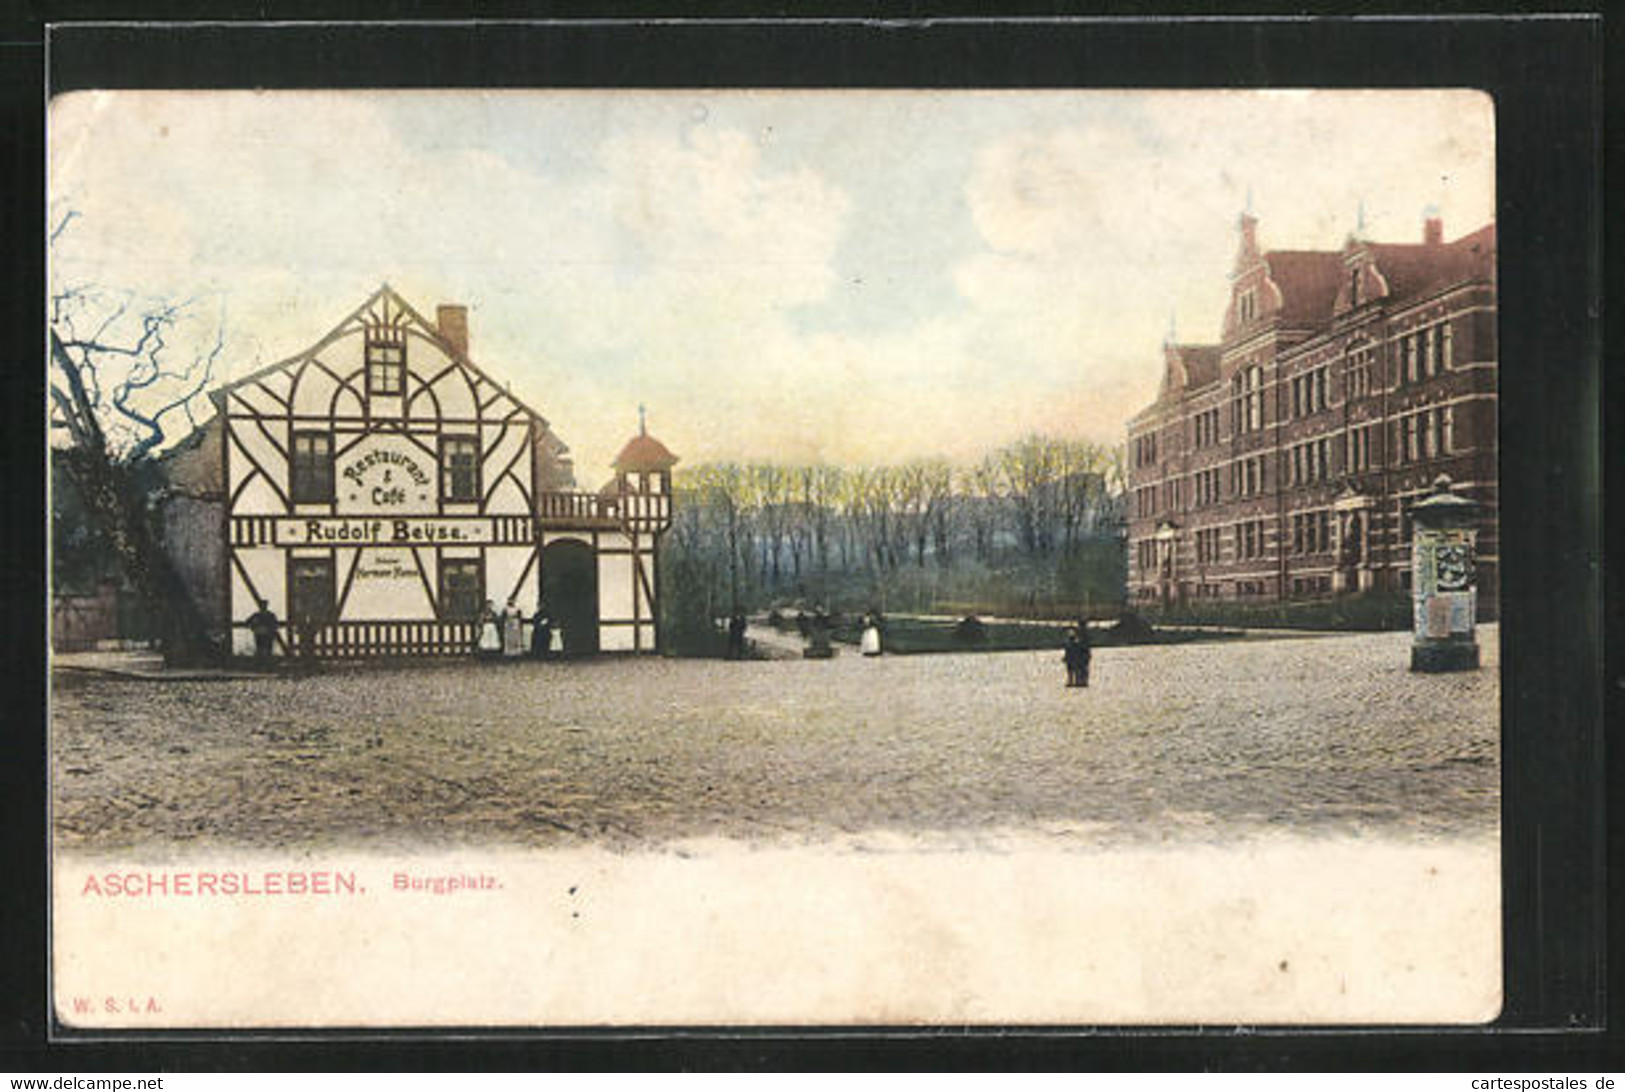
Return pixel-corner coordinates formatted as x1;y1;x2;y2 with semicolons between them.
542;539;598;656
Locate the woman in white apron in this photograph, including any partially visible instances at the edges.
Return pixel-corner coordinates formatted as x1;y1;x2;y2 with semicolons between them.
477;600;502;657
502;597;525;657
860;611;882;657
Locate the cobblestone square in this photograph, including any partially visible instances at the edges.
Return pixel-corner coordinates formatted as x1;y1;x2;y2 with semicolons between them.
51;628;1499;853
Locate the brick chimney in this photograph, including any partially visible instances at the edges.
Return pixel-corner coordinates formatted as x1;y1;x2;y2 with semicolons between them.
1423;214;1444;246
436;304;469;357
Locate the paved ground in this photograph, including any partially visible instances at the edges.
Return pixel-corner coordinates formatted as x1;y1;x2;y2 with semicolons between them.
50;627;1499;853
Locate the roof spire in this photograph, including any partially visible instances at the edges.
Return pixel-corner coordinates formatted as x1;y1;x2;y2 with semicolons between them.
638;402;647;436
1355;198;1368;238
1244;185;1254;217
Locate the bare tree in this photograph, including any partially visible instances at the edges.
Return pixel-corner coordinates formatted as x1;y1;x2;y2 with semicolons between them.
896;457;954;567
50;216;225;662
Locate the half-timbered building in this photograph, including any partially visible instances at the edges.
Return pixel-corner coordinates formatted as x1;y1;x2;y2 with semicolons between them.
162;286;675;659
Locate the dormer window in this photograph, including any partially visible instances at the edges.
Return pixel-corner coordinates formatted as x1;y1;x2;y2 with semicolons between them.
1238;288;1257;324
1348;266;1361;307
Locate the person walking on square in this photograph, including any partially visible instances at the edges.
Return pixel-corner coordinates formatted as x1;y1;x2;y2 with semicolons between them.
246;598;279;665
1062;629;1082;687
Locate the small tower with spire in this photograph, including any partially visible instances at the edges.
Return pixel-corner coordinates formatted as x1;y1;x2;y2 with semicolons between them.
611;404;679;505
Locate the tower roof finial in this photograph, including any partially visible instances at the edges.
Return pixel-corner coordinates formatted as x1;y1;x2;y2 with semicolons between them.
638;402;647;436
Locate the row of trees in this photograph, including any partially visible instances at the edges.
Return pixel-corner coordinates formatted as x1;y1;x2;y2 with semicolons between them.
660;436;1127;643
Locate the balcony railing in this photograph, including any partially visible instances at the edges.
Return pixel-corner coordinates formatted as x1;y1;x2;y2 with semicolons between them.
536;489;670;531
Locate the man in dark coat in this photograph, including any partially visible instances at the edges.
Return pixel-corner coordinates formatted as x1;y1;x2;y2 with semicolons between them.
1062;630;1081;687
531;606;554;659
246;599;278;664
1075;622;1093;687
727;610;747;660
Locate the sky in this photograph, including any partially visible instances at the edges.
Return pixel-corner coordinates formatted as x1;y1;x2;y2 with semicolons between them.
48;89;1494;486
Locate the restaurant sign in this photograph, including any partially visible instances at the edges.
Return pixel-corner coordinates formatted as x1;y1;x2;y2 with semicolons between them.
273;517;498;546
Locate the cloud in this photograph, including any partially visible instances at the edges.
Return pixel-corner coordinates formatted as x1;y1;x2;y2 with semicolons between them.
48;90;1495;483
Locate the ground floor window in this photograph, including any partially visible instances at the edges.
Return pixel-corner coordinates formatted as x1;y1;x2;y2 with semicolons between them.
440;558;483;621
288;557;336;624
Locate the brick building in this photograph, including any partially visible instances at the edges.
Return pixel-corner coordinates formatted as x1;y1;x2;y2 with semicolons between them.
1125;211;1497;611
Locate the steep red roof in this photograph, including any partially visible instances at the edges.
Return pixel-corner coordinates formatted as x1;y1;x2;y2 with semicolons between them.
1367;223;1497;303
1263;250;1347;328
1163;343;1222;393
612;432;679;472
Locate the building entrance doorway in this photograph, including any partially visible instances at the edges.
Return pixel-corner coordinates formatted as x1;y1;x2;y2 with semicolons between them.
543;539;599;656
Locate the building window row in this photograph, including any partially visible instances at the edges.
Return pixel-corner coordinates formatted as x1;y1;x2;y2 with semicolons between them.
1291;574;1333;597
1232;454;1266;497
1291;509;1331;555
1232;366;1266;434
1136;540;1157;574
1195;527;1222;565
1396;405;1454;465
1193;407;1222;448
1346;344;1376;400
1400;321;1453;386
1287;437;1334;486
1193;467;1223;508
1233;518;1268;560
1133;432;1159;468
1346;422;1379;473
1289;365;1329;418
288;430;482;505
1235;579;1267;598
286;554;490;625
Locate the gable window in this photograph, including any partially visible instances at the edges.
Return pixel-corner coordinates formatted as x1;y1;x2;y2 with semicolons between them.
440;435;480;502
291;431;334;504
366;335;406;397
439;558;483;621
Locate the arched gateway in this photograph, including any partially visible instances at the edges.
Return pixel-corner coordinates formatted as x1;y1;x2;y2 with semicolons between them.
160;286;676;659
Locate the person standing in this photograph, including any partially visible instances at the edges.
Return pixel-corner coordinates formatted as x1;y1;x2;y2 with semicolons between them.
727;610;747;660
502;597;525;658
1075;622;1093;687
478;600;502;658
246;599;279;665
860;609;883;657
531;605;554;659
1062;629;1081;687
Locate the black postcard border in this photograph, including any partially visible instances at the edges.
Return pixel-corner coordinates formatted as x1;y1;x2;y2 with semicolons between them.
3;10;1612;1072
